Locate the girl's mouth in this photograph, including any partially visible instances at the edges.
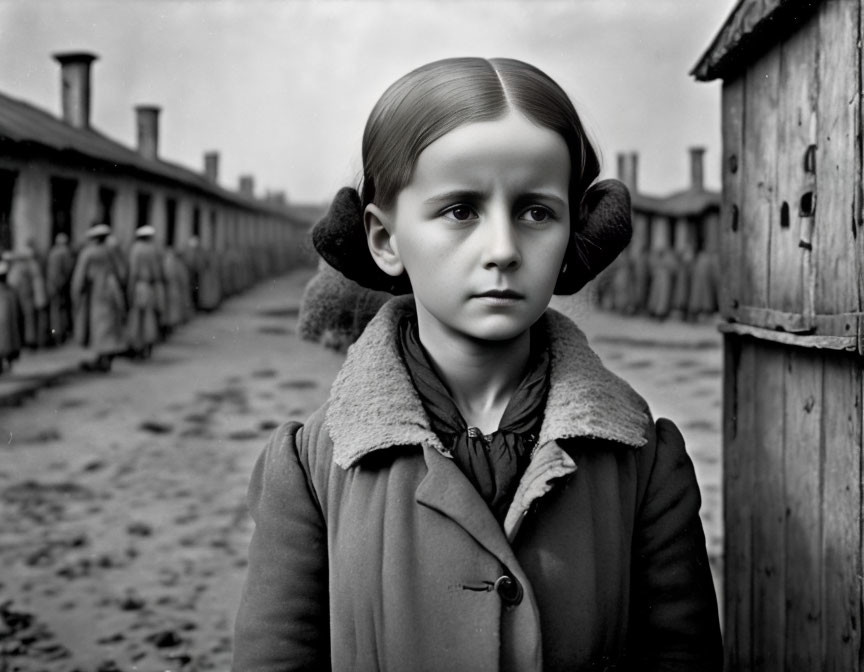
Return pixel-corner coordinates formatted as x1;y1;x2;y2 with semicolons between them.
473;289;525;303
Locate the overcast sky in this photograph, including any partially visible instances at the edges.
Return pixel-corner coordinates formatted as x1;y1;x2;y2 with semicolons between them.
0;0;733;205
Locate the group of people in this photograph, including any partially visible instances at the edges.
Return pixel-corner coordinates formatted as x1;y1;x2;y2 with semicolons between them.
0;223;229;374
594;247;719;321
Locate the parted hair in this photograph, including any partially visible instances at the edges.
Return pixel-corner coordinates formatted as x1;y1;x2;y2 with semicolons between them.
360;57;601;224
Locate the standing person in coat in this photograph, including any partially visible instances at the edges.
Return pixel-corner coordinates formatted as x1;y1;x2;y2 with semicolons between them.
646;247;677;320
71;223;127;372
196;244;222;312
162;245;193;335
126;225;166;359
233;57;722;672
46;233;75;345
180;235;202;310
688;249;719;320
6;248;47;350
0;258;23;374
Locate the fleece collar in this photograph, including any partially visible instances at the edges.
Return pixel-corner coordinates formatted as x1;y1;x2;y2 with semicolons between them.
326;296;650;470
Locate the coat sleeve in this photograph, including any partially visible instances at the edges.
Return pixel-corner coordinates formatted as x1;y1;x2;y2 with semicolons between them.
629;417;723;671
232;422;330;671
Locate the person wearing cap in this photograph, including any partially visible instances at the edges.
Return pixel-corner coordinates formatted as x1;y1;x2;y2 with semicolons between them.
6;246;47;350
70;223;127;372
126;225;166;358
162;243;193;335
46;233;75;345
0;257;24;374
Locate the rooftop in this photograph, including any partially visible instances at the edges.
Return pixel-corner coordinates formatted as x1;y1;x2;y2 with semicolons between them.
0;88;309;222
692;0;822;81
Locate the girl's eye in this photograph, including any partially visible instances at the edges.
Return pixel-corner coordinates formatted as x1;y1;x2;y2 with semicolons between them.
444;205;476;222
522;206;552;223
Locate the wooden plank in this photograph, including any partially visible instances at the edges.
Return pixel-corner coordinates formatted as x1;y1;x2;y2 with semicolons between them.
771;23;818;315
722;335;754;668
815;0;860;332
742;47;780;310
718;322;858;352
734;305;814;333
721;76;746;321
858;0;864;356
782;349;823;669
751;342;787;670
820;352;862;670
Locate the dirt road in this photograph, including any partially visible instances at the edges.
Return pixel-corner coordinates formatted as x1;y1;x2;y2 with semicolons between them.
0;272;722;671
0;270;344;671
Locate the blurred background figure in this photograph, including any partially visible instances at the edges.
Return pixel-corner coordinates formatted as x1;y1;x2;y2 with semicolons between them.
163;245;193;336
71;223;127;372
0;257;23;373
6;247;47;350
126;225;165;359
46;232;75;345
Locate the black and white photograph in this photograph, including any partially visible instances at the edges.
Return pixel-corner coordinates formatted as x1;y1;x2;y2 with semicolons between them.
0;0;859;670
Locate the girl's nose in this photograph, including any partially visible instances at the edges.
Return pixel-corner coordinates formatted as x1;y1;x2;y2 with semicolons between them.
480;213;521;271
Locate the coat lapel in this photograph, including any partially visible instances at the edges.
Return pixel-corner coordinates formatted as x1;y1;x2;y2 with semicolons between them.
415;444;523;569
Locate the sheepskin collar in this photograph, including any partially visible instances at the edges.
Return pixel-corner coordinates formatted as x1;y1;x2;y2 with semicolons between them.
327;296;650;469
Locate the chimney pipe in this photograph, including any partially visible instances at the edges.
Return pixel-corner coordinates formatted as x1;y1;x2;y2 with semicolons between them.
627;152;639;194
53;52;98;129
135;105;160;161
616;152;638;193
689;147;705;191
204;152;219;183
616;153;627;184
239;175;255;198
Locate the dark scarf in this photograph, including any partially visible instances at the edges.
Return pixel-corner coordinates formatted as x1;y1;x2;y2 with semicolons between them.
398;317;551;523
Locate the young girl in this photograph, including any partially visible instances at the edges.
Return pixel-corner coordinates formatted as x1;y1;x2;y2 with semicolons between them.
233;57;722;671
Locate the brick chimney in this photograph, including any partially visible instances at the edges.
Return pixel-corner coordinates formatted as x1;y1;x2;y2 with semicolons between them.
689;147;705;190
239;175;255;197
53;52;98;129
627;152;639;194
204;152;219;183
135;105;160;161
616;152;639;194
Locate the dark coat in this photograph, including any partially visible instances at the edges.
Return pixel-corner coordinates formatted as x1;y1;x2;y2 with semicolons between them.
233;297;722;671
46;242;75;341
70;242;126;355
126;239;165;349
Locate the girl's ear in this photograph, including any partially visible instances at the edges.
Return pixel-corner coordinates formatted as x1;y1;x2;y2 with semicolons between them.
364;204;405;278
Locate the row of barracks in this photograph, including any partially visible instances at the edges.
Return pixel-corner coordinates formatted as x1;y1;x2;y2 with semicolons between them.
0;51;318;268
622;147;721;258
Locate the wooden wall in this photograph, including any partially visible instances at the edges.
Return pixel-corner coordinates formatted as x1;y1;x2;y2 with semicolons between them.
719;0;864;668
723;336;862;670
719;0;862;342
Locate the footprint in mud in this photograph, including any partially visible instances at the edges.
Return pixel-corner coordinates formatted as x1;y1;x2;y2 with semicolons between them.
620;359;653;370
670;373;696;384
58;398;88;409
12;428;62;445
139;420;174;435
257;306;300;318
226;429;261;441
259;325;293;335
278;379;318;390
682;419;717;432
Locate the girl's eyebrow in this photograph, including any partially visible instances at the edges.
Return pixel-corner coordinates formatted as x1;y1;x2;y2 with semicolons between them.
517;192;568;209
423;190;567;209
423;190;487;206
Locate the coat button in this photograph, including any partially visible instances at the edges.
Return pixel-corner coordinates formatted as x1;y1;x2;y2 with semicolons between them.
494;574;523;606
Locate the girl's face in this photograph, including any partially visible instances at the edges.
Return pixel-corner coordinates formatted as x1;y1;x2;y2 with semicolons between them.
366;111;571;343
